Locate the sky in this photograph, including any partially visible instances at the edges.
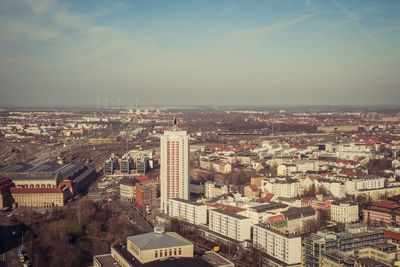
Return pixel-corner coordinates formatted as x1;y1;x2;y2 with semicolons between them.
0;0;400;107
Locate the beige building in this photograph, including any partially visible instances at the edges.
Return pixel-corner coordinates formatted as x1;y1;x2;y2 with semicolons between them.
119;178;136;202
244;185;259;198
331;201;359;223
357;242;400;266
93;228;234;267
251;177;266;187
127;229;193;264
10;187;70;208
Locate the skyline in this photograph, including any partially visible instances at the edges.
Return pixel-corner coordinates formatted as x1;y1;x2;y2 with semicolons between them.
1;0;400;106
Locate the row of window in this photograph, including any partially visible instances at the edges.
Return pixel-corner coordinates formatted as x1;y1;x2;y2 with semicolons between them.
154;247;182;258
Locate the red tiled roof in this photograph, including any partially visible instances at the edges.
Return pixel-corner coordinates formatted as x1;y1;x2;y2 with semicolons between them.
10;187;63;194
265;193;275;203
136;175;150;182
383;229;400;241
372;200;400;209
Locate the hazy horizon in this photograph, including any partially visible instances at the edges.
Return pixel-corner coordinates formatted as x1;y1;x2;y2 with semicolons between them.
1;0;400;107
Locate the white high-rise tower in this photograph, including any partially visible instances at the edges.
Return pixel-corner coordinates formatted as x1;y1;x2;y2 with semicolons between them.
160;120;189;212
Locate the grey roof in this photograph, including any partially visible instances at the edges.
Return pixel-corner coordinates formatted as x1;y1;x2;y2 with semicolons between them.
128;232;192;250
171;198;203;206
210;208;248;220
201;251;234;267
281;206;315;220
250;202;288;212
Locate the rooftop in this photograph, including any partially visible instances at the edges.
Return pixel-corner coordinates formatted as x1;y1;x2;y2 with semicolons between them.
128;231;192;250
210;208;248;220
171;198;203;206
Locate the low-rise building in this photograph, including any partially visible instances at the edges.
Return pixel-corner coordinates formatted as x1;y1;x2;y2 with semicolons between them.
262;178;302;198
205;181;230;199
281;206;317;234
10;187;70;208
93;226;233;267
362;200;400;226
190;180;205;195
169;198;207;225
303;225;387;267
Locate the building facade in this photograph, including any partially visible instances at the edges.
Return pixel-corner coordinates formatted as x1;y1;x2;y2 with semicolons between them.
331;201;359;223
168;198;207;225
253;223;302;266
120;178;136;202
208;208;251;241
160;130;190;212
10;187;70;208
205;181;230;199
136;181;159;211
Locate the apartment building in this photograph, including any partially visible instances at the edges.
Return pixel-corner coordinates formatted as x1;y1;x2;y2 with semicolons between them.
253;223;302;266
331;201;358;223
342;176;386;195
209;209;251;241
262;178;301;198
315;179;346;199
205;181;230;198
160;130;190;212
168;198;207;225
190;180;205;195
281;206;317;234
362;200;400;226
136;181;159;211
303;225;387;267
247;202;288;225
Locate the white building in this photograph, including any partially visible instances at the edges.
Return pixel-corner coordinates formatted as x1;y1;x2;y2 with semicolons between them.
209;209;251;241
205;181;230;199
343;176;386;195
169;198;207;225
262;178;302;198
315;179;346;199
277;164;297;177
330;201;358;223
253;223;302;266
160;130;190;212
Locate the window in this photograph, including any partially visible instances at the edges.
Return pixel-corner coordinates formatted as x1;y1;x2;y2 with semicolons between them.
160;250;163;257
174;248;177;255
179;248;182;255
155;251;158;258
169;249;172;256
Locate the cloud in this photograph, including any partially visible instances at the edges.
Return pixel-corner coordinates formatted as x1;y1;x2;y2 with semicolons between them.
332;0;375;41
232;14;315;42
305;0;311;7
